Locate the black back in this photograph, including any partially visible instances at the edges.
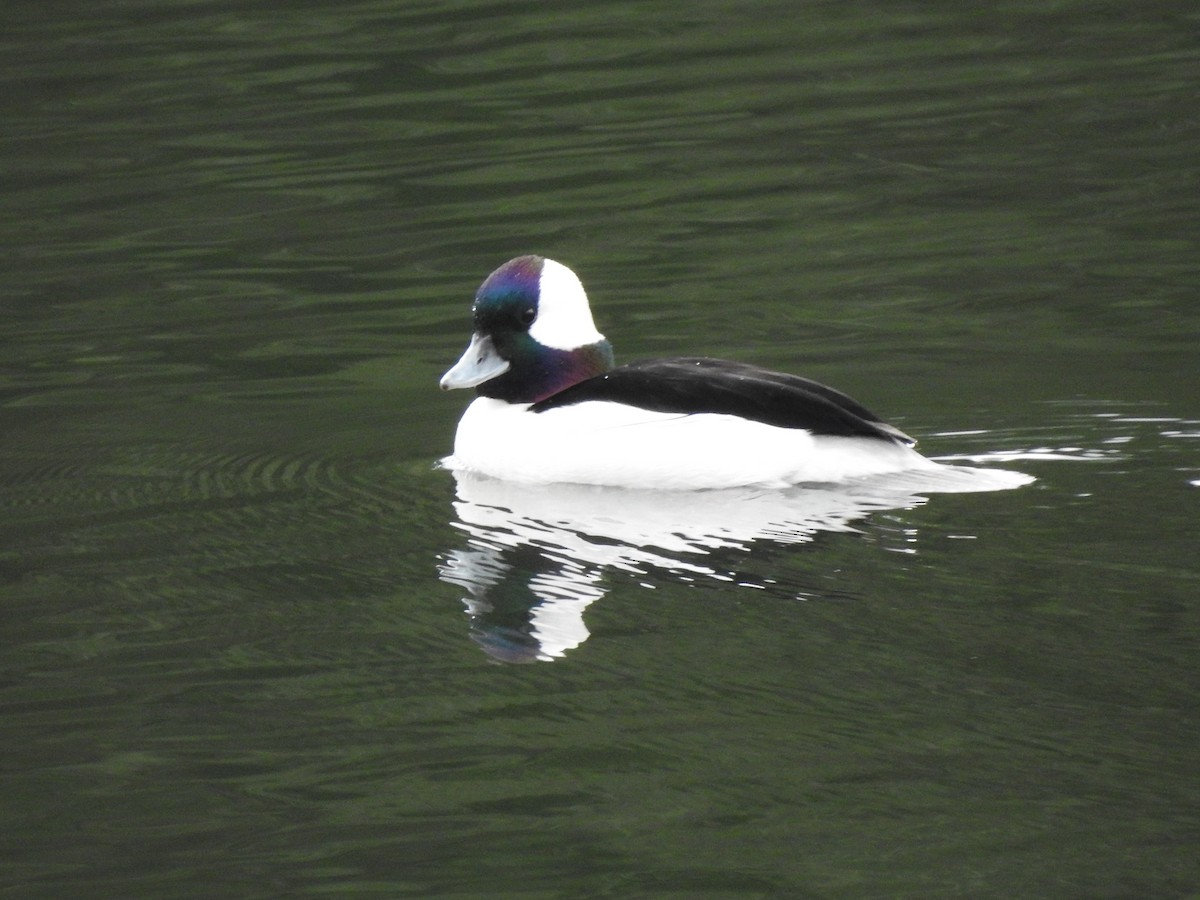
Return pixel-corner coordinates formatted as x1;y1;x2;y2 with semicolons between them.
529;357;914;445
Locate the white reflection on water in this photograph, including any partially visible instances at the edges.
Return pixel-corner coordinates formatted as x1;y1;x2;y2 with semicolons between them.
438;463;1033;663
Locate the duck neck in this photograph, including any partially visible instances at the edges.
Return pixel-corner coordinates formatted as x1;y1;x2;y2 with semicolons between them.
478;339;614;404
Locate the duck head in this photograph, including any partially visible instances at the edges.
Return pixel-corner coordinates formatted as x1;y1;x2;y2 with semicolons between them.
440;255;615;403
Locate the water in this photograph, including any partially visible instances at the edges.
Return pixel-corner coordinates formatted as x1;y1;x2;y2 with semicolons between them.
3;1;1198;897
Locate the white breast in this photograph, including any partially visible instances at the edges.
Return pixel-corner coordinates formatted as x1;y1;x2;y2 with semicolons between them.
443;397;938;489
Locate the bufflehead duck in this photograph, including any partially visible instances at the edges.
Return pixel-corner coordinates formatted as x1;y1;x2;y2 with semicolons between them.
439;255;942;489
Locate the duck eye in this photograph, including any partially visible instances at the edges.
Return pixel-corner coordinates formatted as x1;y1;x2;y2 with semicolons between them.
519;307;536;327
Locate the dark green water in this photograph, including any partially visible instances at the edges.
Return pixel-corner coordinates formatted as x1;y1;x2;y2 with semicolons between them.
3;1;1198;897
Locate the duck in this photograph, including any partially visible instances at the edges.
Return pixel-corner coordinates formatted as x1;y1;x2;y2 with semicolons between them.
439;254;943;490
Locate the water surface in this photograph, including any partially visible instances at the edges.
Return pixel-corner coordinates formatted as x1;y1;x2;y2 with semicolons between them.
3;1;1198;897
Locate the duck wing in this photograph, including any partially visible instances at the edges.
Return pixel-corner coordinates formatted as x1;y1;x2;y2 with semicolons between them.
530;357;914;445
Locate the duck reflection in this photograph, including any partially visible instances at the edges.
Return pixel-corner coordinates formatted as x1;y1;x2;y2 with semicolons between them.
439;542;604;663
438;465;1031;663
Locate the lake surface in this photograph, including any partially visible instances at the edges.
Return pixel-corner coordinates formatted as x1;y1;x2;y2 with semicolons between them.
3;1;1198;897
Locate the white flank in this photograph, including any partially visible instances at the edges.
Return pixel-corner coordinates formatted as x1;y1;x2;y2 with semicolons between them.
444;398;944;490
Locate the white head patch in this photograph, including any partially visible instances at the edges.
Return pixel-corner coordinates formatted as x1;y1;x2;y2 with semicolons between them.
528;258;606;350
